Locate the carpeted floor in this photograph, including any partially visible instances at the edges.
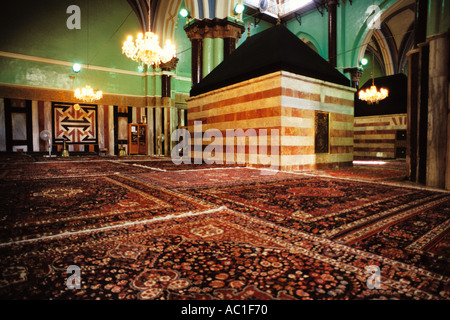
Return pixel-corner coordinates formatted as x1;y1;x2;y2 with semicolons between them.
0;154;448;300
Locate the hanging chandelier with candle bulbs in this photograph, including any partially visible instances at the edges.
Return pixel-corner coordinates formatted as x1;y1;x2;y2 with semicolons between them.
122;0;176;68
358;82;388;104
358;51;389;104
74;85;103;103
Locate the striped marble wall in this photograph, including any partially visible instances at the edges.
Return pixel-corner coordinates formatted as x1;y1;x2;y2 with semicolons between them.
354;114;407;159
279;72;355;170
186;71;356;171
0;97;181;156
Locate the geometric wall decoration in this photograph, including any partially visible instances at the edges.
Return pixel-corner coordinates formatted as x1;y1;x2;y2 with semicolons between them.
52;102;98;144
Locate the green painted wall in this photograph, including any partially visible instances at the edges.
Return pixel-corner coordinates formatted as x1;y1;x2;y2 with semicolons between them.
2;0;447;100
164;2;194;97
0;0;148;97
359;54;385;88
174;2;194;79
238;16;273;45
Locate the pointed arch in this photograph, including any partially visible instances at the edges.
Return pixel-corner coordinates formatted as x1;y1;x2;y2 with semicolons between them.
353;0;407;68
295;31;323;57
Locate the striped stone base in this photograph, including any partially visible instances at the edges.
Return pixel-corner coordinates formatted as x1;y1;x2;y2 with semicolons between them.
186;71;356;172
354;114;407;160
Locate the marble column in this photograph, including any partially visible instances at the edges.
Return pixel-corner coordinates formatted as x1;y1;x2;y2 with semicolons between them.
414;0;428;47
426;31;449;189
327;0;337;68
202;37;214;78
160;58;179;156
147;105;154;155
185;18;245;84
213;37;224;69
407;49;420;182
191;39;203;86
407;0;428;183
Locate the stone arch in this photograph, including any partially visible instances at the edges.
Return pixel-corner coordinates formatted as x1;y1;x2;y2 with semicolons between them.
295;32;322;57
352;0;407;69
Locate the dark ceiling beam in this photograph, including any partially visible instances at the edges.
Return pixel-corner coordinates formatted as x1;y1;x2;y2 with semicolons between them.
380;22;398;73
397;22;415;73
366;41;387;76
126;0;159;32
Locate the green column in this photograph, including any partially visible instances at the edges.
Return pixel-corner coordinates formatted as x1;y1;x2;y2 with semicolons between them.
213;37;224;69
202;37;214;78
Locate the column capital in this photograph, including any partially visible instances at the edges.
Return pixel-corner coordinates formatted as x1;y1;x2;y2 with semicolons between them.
159;57;179;71
344;67;363;79
184;17;245;41
344;67;364;88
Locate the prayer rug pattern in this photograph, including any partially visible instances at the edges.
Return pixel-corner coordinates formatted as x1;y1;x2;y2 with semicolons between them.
0;174;214;242
132;168;300;189
118;160;242;172
0;156;448;300
0;210;448;300
0;161;151;180
319;167;406;182
184;177;450;275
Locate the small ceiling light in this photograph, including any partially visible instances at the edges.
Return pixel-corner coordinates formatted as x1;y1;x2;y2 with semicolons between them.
73;63;81;73
180;8;189;18
234;3;245;15
73;104;81;111
361;58;368;66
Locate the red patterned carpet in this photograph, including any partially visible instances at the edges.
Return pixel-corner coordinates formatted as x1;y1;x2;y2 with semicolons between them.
297;160;408;182
0;154;449;300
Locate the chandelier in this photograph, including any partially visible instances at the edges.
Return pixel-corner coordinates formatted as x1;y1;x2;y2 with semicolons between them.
74;85;103;103
358;50;389;104
358;82;388;104
122;0;176;68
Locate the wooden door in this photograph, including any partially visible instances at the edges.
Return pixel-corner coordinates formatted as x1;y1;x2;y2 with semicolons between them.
128;124;147;155
129;124;139;155
4;99;32;152
138;124;147;154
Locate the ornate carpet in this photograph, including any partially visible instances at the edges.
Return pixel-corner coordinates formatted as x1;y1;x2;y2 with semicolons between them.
0;210;448;300
0;174;214;243
297;160;407;182
0;161;151;180
0;156;449;300
132;167;300;189
183;175;450;275
118;160;242;172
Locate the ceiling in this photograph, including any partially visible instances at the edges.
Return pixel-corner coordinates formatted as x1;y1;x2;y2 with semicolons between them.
126;0;157;31
368;0;416;74
126;0;417;76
